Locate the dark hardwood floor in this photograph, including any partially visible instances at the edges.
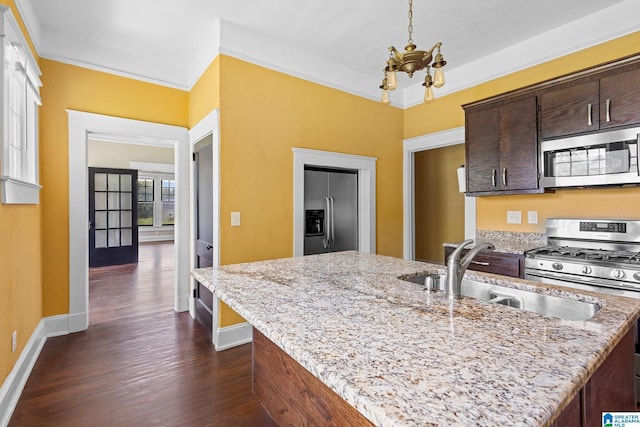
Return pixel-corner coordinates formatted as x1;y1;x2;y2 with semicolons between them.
9;242;275;427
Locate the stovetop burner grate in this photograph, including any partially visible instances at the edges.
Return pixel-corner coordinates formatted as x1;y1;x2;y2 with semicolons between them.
527;246;640;265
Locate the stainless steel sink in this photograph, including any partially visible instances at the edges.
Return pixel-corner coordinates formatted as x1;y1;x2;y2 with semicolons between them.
401;274;600;321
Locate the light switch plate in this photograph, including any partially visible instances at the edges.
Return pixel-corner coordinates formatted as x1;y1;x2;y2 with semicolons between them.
506;210;522;224
527;211;538;224
231;212;241;227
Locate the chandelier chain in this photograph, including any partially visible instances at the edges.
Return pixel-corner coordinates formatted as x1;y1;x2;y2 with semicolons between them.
407;0;413;45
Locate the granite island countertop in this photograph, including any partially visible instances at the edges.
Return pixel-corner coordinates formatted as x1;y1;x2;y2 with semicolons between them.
192;251;640;426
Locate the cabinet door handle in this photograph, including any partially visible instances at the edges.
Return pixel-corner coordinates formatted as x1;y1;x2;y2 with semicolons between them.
491;169;496;187
605;99;611;122
502;168;507;187
587;103;592;126
471;261;490;266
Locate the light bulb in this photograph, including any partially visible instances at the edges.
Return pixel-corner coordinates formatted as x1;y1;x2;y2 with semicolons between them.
424;86;435;103
381;89;391;106
433;67;445;88
387;71;398;90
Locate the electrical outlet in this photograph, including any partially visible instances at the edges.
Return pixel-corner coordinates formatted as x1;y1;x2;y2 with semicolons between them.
231;212;241;227
506;210;522;224
528;211;538;224
11;331;17;353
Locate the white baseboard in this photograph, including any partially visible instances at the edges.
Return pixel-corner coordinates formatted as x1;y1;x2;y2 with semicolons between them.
0;314;75;427
0;320;47;427
44;314;70;337
214;322;253;351
175;294;190;312
67;312;88;334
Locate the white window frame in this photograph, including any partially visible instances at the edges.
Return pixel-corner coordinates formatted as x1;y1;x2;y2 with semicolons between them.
0;6;42;204
137;172;175;229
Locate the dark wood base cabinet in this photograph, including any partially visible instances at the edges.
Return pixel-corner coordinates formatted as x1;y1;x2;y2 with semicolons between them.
444;246;525;278
253;325;635;427
252;328;373;426
553;326;636;427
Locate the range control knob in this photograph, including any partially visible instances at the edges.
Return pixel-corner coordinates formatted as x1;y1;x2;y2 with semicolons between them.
612;269;625;279
581;266;592;275
633;272;640;282
552;263;563;271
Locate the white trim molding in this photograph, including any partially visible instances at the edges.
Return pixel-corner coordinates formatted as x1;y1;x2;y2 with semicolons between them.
13;0;640;106
402;127;476;260
0;321;45;427
292;148;377;257
0;177;41;204
68;110;190;333
188;110;225;348
0;314;70;426
214;322;253;352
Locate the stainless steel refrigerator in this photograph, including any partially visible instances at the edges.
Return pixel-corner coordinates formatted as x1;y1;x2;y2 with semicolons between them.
304;167;358;255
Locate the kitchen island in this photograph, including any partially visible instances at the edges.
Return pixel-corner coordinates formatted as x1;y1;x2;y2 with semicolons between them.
191;251;639;426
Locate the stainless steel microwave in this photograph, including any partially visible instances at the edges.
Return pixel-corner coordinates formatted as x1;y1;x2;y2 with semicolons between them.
541;126;640;188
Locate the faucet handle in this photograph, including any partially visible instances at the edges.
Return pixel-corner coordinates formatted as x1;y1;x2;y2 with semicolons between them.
448;239;475;261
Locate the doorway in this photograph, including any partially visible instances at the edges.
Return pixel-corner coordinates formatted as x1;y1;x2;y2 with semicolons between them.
402;127;476;261
194;136;214;268
413;147;464;263
67;110;190;334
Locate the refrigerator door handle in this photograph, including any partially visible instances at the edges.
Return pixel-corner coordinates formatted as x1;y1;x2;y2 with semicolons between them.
322;196;331;249
329;196;335;248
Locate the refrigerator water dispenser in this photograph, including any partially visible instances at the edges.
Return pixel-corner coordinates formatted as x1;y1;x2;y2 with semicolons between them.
305;210;324;236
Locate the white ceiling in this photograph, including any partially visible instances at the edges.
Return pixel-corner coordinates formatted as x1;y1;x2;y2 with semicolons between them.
16;0;640;107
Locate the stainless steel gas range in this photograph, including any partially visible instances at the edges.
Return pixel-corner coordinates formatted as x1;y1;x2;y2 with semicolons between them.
524;218;640;299
524;218;640;402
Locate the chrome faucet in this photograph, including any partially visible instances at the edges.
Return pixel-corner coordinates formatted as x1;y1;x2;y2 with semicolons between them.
446;239;495;300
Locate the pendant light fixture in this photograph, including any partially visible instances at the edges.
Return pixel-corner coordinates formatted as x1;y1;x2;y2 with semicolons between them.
380;0;446;105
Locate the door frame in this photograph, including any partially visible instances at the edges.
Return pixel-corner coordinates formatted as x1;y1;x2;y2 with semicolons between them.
68;110;190;333
402;126;476;260
293;148;377;257
188;110;220;320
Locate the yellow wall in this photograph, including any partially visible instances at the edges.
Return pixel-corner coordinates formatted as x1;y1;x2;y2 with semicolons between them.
39;60;189;316
0;0;42;388
404;31;640;232
218;56;404;264
0;205;41;385
214;56;404;325
414;145;465;263
189;57;220;128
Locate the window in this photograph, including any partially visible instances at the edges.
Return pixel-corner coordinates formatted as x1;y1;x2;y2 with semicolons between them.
161;179;175;225
0;9;42;204
137;178;154;226
137;175;174;227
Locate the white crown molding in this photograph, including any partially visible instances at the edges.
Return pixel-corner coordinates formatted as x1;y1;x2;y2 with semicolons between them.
40;38;191;91
186;19;221;90
218;20;382;104
14;0;40;53
11;0;640;105
402;0;640;108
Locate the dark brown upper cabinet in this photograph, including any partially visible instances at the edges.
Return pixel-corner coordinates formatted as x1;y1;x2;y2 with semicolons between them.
541;64;640;139
465;96;540;196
